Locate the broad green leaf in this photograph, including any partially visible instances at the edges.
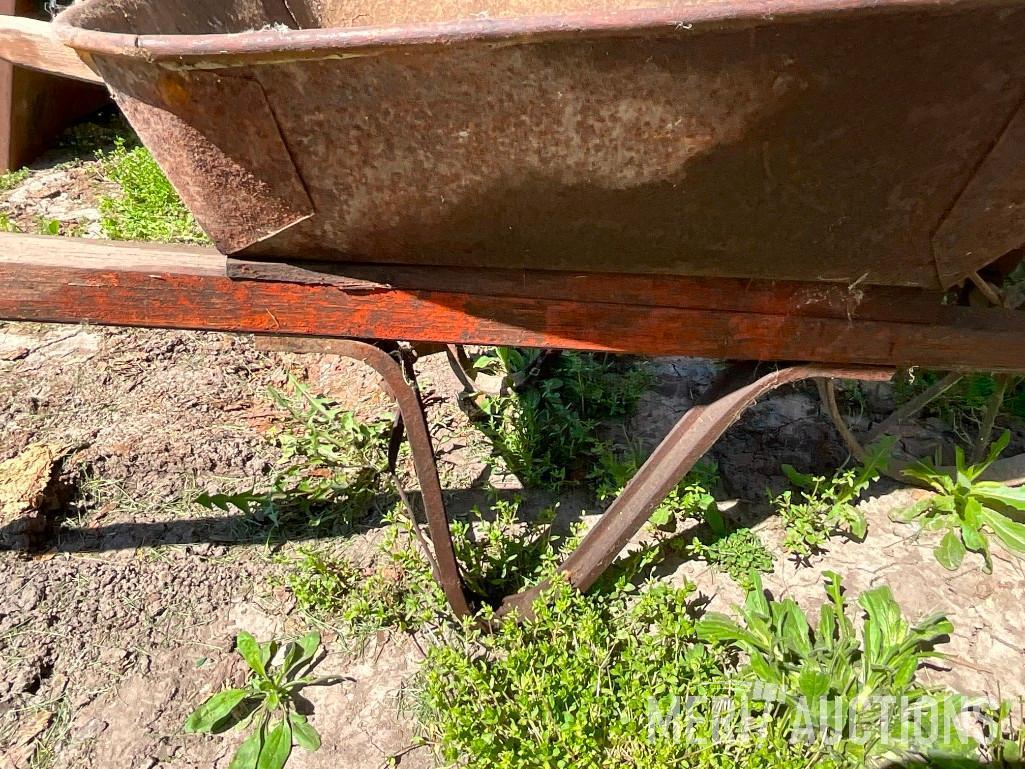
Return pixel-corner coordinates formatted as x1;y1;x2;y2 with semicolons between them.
823;571;844;609
695;613;754;645
281;642;302;679
265;691;281;712
782;464;816;490
981;430;1012;474
848;510;868;539
228;724;264;769
890;653;918;689
797;665;830;700
960;520;987;554
908;613;954;644
963;496;984;528
861;613;882;672
211;699;259;734
746;650;783;684
289;712;322;752
742;614;774;649
743;571;770;618
702;502;728;538
902;462;949;494
980;507;1025;554
923;512;957;531
259;641;277;673
778;600;812;658
257;719;293;769
891;496;936;523
823;571;854;642
858;586;906;649
955;512;988;574
285;632;321;677
648;506;673;527
975;484;1025;512
817;603;837;643
185;689;249;734
236;633;267;678
954;446;971;487
807;695;847;735
934;530;966;571
1002;739;1022;762
864;436;896;474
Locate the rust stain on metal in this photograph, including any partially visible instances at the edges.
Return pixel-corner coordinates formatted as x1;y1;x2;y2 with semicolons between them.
53;0;1025;289
94;60;314;254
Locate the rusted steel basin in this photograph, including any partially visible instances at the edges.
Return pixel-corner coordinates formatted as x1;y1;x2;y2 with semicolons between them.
54;0;1025;289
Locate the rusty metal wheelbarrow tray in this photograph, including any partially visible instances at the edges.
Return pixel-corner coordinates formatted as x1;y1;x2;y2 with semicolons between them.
52;0;1025;290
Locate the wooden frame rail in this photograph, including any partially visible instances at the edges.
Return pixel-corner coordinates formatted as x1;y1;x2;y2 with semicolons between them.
1;233;1024;372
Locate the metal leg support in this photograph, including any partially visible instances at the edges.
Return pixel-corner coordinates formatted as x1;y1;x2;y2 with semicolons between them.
259;336;473;618
263;337;891;622
497;362;892;619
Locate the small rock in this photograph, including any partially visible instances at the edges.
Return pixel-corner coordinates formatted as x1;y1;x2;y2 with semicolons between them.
0;346;29;362
0;443;76;551
17;584;43;611
73;717;109;741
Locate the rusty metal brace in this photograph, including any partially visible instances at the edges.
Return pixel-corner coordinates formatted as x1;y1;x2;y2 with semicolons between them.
259;336;473;617
496;362;892;619
818;275;1025;478
262;335;891;621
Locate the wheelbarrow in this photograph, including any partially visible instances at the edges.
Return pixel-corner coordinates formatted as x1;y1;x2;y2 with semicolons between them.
0;0;1024;619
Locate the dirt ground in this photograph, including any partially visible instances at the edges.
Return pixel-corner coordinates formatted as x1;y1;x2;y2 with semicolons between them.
2;129;1024;769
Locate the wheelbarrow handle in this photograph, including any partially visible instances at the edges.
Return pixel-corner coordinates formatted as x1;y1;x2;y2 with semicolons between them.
0;15;102;84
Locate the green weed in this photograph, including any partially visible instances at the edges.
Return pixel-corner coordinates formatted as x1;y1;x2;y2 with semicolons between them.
36;218;61;236
687;527;775;590
474;349;648;490
97;139;208;243
280;512;445;639
196;376;392;533
449;496;582;603
894;430;1025;572
600;457;777;589
596;452;721;533
184;631;340;769
697;571;974;764
0;168;29;192
894;371;1025;439
774;439;893;558
0;213;20;233
414;578;829;769
984;698;1025;766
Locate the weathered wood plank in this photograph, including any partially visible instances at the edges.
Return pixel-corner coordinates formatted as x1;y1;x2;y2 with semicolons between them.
0;16;101;83
228;258;953;325
1;234;1024;372
4;232;224;275
0;3;108;172
0;0;11;172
